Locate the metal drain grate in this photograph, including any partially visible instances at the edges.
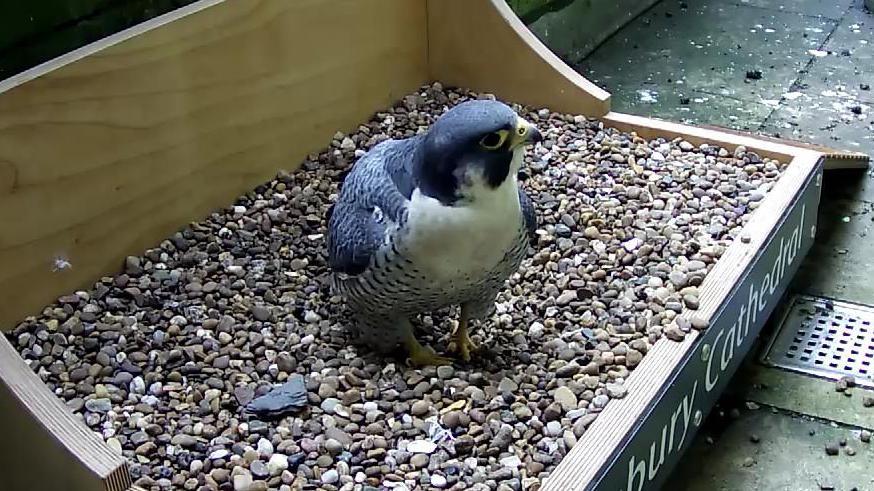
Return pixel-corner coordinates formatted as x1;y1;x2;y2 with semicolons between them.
761;295;874;389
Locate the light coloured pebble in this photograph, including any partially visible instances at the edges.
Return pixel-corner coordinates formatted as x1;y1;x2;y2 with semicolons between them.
233;471;253;491
321;469;339;485
257;438;274;458
500;455;523;468
106;438;123;454
430;474;448;488
606;383;628;399
593;395;610;409
268;454;288;475
528;322;545;339
408;440;437;454
546;421;563;436
554;386;578;411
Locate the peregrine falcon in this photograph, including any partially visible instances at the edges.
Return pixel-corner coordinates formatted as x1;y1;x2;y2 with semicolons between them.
326;100;542;366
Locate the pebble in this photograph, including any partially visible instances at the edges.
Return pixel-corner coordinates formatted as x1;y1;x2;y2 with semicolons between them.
556;290;577;306
411;400;431;417
554;386;578;411
84;398;111;413
8;83;787;489
431;474;448;488
592;395;610;409
321;469;339;485
664;325;686;342
825;442;840;456
556;362;580;378
325;439;343;455
410;454;429;469
860;430;871;443
408;440;437;454
257;438;274;457
606;383;628;399
546;421;563;437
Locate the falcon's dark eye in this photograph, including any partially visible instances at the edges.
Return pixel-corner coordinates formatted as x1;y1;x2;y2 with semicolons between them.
479;130;508;150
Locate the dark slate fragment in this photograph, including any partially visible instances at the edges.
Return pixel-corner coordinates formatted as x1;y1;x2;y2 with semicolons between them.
244;374;308;418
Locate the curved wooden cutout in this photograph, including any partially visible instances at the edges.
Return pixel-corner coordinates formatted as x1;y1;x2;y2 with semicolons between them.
427;0;611;117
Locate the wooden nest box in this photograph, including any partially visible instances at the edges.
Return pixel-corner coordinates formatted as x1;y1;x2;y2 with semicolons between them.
0;1;867;490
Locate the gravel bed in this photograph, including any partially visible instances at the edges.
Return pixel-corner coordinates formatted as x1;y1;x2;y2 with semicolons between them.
9;83;787;491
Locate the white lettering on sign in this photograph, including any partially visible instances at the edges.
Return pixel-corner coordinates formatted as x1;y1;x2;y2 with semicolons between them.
706;203;805;392
623;203;807;491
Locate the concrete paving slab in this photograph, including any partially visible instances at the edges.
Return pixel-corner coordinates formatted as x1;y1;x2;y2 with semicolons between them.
759;6;874;152
577;0;836;122
609;88;774;130
663;407;874;491
733;0;854;20
791;169;874;305
745;366;874;429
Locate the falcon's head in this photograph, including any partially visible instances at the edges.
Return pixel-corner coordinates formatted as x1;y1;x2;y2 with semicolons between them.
414;100;542;205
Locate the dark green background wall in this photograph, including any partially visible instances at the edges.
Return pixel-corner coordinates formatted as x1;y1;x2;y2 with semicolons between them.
0;0;196;79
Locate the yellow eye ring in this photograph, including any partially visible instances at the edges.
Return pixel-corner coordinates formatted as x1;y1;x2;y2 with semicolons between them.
479;130;509;150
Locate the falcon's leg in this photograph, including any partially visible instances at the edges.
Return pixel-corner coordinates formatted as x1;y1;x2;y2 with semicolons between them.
447;304;479;362
404;327;453;367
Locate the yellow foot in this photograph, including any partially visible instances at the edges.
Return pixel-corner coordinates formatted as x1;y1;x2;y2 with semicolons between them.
404;334;453;367
447;319;479;362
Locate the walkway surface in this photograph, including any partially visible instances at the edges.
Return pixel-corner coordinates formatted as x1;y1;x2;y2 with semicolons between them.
577;0;874;489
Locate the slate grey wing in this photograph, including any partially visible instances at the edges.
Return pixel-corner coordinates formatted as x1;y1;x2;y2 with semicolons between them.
326;138;419;276
518;186;538;240
326;201;386;276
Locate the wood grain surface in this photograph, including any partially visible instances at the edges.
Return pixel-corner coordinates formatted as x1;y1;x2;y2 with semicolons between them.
0;0;427;331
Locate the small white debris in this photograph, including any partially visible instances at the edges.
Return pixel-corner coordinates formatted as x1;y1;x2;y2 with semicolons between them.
52;257;72;272
782;91;803;101
638;90;658;103
407;440;437;454
808;49;828;57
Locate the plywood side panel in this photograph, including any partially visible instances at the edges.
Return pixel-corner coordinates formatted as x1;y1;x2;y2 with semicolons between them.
0;336;131;491
427;0;611;117
0;0;428;330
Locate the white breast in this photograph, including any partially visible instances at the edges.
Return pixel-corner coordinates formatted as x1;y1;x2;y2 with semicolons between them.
403;175;522;283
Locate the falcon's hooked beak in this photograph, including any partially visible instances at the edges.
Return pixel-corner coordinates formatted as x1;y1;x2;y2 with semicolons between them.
508;116;542;149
